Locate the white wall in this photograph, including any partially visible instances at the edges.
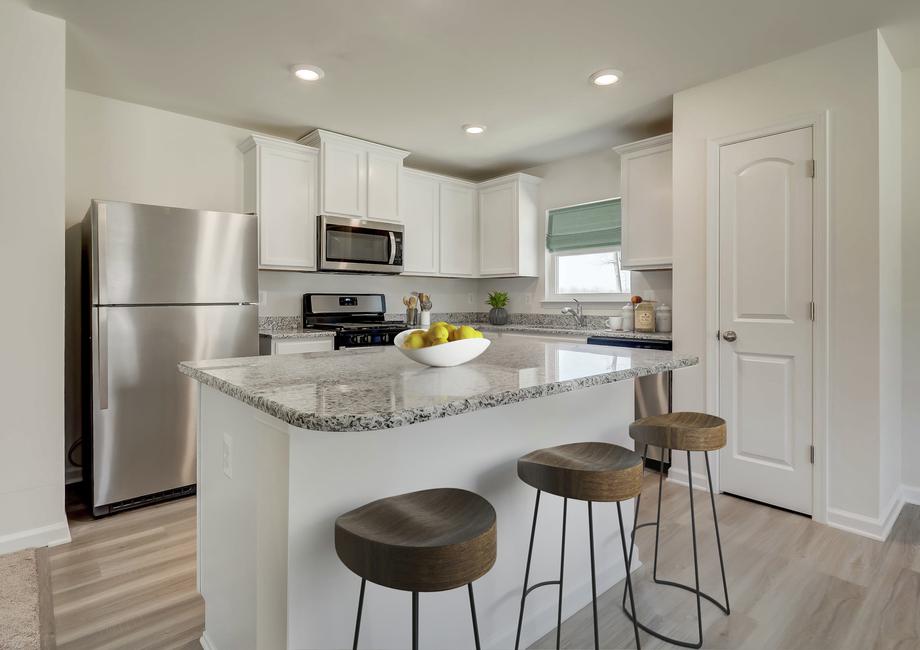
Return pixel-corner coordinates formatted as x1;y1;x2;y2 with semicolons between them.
483;146;672;314
0;0;68;552
902;67;920;491
672;30;886;522
877;36;902;515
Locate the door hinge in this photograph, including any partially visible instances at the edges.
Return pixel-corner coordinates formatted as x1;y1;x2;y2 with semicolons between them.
806;159;816;178
809;301;816;321
809;445;815;464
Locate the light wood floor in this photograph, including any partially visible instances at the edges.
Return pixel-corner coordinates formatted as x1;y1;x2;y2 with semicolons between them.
532;473;920;650
42;477;920;650
45;491;202;650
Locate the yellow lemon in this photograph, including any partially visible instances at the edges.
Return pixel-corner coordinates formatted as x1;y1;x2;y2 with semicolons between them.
458;325;483;340
426;324;450;345
403;332;426;349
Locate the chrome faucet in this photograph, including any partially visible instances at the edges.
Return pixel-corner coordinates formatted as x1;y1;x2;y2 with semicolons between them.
561;298;587;328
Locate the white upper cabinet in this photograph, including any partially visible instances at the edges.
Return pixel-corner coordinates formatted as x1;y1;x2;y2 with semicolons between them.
300;130;409;222
477;173;541;277
400;170;440;275
239;135;318;271
614;133;672;270
439;181;477;277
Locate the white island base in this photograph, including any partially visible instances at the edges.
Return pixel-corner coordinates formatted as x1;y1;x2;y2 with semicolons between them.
197;380;642;650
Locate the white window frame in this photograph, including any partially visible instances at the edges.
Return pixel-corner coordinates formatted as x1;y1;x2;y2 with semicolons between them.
543;199;630;304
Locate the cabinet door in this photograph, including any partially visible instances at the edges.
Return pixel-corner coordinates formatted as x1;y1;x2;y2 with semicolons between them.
322;139;367;218
368;152;402;222
259;146;317;270
439;182;476;276
400;172;439;275
621;146;672;269
479;181;516;275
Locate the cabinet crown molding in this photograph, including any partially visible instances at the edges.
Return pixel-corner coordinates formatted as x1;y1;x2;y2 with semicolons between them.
613;132;672;155
476;171;543;189
238;133;317;155
298;129;410;159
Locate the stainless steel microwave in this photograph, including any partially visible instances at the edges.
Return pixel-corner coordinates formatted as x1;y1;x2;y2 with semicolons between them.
317;215;404;274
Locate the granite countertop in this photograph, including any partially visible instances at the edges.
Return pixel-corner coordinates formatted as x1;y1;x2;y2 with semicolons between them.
473;323;672;341
179;338;697;432
259;328;335;340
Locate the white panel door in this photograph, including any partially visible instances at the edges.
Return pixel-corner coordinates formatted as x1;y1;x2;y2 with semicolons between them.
479;181;516;275
322;140;367;218
718;126;813;514
400;171;439;275
259;146;317;270
367;152;402;222
439;182;476;276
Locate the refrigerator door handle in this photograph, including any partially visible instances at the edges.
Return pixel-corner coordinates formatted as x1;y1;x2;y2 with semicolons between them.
96;202;108;305
97;308;109;410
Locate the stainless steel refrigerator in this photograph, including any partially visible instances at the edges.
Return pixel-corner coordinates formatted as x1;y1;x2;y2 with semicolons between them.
82;200;258;516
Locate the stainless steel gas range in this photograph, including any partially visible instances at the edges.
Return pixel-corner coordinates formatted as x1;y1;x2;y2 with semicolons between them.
302;293;408;349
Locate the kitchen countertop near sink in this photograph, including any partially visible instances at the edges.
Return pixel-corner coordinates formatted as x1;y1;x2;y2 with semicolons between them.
259;328;335;340
179;337;696;432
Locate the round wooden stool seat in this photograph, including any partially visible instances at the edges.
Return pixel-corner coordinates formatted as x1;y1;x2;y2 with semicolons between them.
335;488;496;593
629;411;727;452
517;442;643;502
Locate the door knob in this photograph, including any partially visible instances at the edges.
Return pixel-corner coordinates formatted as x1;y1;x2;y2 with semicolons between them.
722;330;737;342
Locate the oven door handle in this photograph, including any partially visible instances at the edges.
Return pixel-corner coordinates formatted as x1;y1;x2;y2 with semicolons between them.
388;232;397;265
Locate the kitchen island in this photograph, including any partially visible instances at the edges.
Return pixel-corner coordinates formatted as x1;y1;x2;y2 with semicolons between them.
179;338;698;650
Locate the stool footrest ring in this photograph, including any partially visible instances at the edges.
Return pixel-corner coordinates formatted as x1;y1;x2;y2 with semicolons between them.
523;579;560;598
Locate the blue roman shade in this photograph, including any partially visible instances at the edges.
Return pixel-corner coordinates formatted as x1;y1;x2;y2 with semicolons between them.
545;199;622;253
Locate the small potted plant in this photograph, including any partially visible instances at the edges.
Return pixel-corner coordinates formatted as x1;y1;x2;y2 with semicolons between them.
486;291;510;326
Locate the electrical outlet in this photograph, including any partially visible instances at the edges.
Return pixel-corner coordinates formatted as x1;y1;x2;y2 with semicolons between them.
467;293;474;305
523;294;531;305
222;433;233;479
259;291;268;308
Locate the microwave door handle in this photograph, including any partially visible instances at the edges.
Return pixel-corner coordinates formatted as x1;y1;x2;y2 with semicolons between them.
388;232;396;264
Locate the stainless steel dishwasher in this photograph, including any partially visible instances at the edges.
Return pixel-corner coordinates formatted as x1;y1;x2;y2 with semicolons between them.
586;335;672;470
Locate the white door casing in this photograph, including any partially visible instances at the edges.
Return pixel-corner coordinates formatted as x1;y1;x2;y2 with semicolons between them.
718;126;814;515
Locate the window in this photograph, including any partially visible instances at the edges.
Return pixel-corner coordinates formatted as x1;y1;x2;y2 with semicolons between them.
545;198;631;302
555;248;630;295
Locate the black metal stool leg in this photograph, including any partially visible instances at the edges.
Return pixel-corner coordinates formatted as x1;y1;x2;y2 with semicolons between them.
468;583;481;650
352;578;366;650
411;591;419;650
705;451;731;614
617;501;642;649
686;452;703;648
514;490;541;650
652;446;666;581
588;501;599;650
622;444;648;611
556;497;568;650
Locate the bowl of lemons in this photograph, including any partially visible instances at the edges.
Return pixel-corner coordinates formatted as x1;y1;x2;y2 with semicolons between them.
394;322;490;367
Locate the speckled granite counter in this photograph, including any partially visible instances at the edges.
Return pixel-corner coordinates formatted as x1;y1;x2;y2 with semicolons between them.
473;323;672;341
258;328;335;341
179;338;696;432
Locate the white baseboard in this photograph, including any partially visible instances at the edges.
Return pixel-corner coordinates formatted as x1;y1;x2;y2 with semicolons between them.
0;521;71;555
826;487;905;541
200;632;217;650
666;467;710;492
902;484;920;506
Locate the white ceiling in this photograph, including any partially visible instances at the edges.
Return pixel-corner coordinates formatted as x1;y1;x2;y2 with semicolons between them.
32;0;920;180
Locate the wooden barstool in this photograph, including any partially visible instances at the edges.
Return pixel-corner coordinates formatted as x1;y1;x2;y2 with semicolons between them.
335;487;496;650
623;412;731;649
514;442;643;650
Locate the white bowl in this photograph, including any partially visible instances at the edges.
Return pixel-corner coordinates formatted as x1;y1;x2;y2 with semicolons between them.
393;329;491;367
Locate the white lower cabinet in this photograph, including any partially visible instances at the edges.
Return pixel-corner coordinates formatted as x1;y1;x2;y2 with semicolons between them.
400;170;440;275
240;135;318;271
272;338;334;355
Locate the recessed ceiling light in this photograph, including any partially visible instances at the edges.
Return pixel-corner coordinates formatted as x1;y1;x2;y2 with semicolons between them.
462;124;486;135
291;64;324;82
590;69;622;86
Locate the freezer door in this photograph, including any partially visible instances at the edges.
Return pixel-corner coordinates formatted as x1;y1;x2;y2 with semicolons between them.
91;304;258;510
91;200;257;305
